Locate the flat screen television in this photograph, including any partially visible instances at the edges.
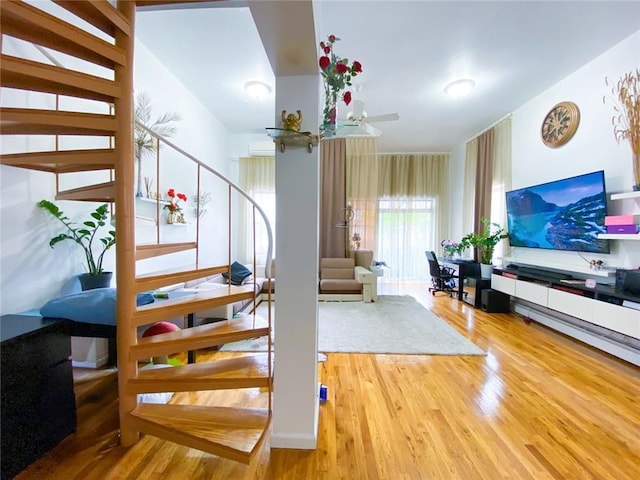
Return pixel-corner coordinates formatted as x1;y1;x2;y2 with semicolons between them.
505;170;609;254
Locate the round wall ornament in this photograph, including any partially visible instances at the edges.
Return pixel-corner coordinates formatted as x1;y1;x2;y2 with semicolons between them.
541;101;580;148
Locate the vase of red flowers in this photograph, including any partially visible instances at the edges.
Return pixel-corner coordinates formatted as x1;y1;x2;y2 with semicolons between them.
164;188;187;224
318;34;362;137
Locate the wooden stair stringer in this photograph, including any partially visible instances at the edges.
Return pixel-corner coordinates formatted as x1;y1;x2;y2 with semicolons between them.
0;0;126;69
127;353;272;394
54;0;132;38
55;181;115;202
0;149;116;173
129;316;269;361
1;54;121;103
127;404;270;464
136;242;198;260
1;108;116;136
133;264;231;293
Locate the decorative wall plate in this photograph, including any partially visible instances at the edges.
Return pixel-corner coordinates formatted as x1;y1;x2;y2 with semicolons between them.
541;101;580;148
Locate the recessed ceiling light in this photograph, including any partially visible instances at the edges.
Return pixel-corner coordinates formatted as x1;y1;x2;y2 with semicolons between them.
444;79;475;99
244;81;271;100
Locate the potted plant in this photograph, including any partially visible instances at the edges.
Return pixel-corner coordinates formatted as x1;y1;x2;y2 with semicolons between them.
38;200;116;290
461;218;508;277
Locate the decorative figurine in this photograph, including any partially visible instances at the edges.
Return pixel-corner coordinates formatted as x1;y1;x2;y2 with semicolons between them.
281;110;303;132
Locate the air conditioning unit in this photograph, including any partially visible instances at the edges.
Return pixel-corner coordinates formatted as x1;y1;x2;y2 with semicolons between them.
248;141;275;156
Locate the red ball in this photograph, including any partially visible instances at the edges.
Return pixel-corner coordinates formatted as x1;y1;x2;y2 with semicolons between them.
142;321;180;337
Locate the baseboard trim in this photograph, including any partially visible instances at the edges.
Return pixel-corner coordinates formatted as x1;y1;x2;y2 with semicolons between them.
72;354;109;369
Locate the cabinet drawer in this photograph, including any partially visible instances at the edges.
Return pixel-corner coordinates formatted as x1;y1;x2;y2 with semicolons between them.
491;274;515;295
591;301;640;339
548;289;593;322
515;280;548;306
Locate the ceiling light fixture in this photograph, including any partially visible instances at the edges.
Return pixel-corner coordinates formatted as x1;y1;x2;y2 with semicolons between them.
244;81;271;100
444;79;475;99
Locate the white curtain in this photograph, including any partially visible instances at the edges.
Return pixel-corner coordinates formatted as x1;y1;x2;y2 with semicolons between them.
346;137;378;253
238;156;275;264
373;153;449;282
490;117;512;263
462;138;478;239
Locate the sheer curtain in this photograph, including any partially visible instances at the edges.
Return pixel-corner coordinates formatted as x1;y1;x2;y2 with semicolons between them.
375;153;449;282
346;137;378;253
462;138;478;238
490;117;512;263
238;156;275;264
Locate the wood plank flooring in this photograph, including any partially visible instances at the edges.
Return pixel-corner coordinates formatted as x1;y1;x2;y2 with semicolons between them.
14;283;640;479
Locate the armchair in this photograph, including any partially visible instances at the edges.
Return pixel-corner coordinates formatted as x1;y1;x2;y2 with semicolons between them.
319;257;377;303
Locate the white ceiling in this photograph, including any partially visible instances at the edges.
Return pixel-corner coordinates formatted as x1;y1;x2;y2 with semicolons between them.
136;1;640;152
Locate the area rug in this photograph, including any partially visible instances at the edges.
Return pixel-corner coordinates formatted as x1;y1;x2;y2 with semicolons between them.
220;295;485;355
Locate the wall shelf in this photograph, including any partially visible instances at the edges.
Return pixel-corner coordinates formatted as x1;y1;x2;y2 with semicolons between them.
598;233;640;240
266;128;319;153
611;191;640;200
137;196;170;205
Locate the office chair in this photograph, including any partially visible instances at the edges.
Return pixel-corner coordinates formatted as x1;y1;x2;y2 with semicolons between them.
425;250;459;297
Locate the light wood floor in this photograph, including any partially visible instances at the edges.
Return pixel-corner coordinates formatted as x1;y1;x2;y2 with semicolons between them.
16;283;640;479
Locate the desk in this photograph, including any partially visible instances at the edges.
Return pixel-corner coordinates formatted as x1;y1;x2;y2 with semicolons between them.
1;315;77;479
441;259;481;302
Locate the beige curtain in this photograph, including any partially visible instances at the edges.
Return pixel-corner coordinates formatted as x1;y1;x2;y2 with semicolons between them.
346;137;378;254
462;138;478;238
474;129;494;235
238;156;275;264
490;117;512;262
320;138;347;258
377;153;449;243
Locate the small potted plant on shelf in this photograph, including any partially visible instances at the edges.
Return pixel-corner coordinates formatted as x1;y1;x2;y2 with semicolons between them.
461;218;508;278
38;200;116;290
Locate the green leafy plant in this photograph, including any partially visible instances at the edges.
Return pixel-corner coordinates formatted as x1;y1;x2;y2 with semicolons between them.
38;200;116;275
460;218;508;265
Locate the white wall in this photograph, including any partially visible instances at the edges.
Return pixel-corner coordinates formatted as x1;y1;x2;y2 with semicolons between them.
449;30;640;275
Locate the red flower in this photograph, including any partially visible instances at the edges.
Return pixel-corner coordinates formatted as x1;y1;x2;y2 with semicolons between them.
177;193;187;202
319;56;330;70
335;62;348;74
324;46;331;54
352;61;362;73
343;91;352;106
328;34;336;43
167;188;175;198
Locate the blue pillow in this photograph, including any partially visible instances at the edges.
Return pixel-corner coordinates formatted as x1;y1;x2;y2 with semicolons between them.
40;288;154;325
222;261;252;286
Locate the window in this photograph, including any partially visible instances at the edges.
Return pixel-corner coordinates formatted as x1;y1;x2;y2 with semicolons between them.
376;197;436;282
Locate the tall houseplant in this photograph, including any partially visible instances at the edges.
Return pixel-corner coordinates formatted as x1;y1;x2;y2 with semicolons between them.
38;200;116;290
134;92;180;197
461;218;508;273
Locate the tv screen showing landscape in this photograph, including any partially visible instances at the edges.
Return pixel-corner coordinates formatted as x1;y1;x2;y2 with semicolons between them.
505;170;609;254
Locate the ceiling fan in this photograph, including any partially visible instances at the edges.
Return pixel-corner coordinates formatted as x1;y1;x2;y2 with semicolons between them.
346;99;400;130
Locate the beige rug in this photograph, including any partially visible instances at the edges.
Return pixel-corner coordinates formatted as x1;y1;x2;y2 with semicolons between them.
220;295;485;355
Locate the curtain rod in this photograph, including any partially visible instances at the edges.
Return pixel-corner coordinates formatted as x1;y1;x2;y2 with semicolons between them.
465;113;513;144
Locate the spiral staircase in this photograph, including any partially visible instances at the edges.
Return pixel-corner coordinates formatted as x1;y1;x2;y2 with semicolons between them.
0;0;273;464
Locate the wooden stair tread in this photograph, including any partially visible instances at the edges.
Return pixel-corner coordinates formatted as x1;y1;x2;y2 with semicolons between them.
0;149;116;173
130;316;269;360
56;181;115;202
0;108;116;136
134;264;231;293
136;242;198;261
55;0;132;38
127;404;270;464
1;0;126;69
128;353;272;394
1;54;121;103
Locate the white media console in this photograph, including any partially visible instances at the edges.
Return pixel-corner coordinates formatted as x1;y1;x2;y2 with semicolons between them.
491;266;640;366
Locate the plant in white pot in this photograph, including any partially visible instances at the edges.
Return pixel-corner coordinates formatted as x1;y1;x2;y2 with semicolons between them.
461;218;508;278
38;200;116;290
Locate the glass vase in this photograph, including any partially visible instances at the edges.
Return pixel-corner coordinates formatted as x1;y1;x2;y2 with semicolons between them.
322;92;338;137
633;151;640;191
167;211;177;224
